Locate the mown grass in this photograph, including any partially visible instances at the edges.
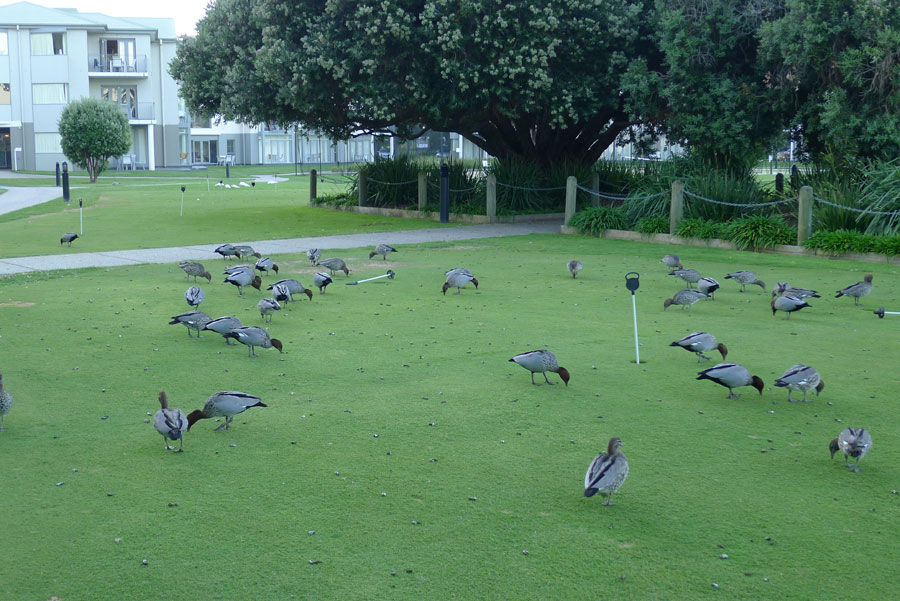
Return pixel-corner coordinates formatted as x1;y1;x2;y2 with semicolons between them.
1;234;898;600
0;175;450;258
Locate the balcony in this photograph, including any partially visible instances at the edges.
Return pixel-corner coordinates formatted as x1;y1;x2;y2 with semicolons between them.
88;54;149;76
117;102;155;122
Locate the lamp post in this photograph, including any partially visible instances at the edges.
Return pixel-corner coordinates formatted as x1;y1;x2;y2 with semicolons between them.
62;161;70;202
625;272;640;364
79;198;83;235
251;180;256;202
180;185;186;216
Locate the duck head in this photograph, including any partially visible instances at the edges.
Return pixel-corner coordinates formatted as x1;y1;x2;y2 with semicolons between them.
829;438;840;459
717;343;728;360
751;376;765;395
441;282;450;295
186;409;206;431
607;437;623;454
270;338;283;353
663;298;674;310
303;289;313;301
816;380;825;395
557;367;570;387
251;276;262;290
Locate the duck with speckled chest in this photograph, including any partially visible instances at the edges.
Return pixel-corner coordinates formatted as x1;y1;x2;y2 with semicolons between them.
509;350;569;386
585;437;629;505
187;391;267;431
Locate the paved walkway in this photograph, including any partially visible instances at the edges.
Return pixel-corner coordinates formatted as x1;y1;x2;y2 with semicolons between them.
0;223;559;275
0;185;63;214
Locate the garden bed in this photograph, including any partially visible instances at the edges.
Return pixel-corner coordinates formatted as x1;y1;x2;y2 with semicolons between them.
319;203;565;224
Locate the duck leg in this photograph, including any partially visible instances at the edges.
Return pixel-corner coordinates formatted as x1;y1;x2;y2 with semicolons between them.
162;435;173;450
788;390;796;402
175;438;184;452
213;421;228;431
544;372;556;385
696;352;710;362
530;372;541;386
728;389;740;400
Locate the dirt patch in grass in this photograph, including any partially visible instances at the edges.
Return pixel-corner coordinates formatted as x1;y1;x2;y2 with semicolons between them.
0;301;36;307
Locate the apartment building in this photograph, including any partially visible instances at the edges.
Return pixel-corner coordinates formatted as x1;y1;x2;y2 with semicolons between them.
0;1;183;171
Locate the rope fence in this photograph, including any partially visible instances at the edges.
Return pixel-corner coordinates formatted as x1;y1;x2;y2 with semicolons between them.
684;189;795;208
814;195;900;216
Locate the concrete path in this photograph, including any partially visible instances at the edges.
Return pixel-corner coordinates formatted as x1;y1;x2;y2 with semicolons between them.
0;223;559;275
0;185;63;215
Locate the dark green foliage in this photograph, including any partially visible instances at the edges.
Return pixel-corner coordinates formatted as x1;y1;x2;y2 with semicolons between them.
726;215;796;250
568;206;629;235
859;159;900;236
873;235;900;256
803;229;882;255
58;98;131;183
674;218;728;240
634;216;669;235
488;159;572;214
310;192;354;208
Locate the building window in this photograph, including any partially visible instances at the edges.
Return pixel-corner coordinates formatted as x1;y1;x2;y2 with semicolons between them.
31;32;66;56
34;133;63;153
0;84;10;105
0;32;8;55
226;139;235;155
33;84;67;104
101;86;138;118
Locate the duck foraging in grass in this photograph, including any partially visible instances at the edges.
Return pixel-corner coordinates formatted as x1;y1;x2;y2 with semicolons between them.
509;350;569;386
697;277;719;299
585;437;629;505
0;373;13;431
153;391;188;452
187;391;267;431
60;232;79;246
224;271;262;296
185;286;204;309
313;272;332;294
662;254;682;270
168;311;211;337
771;295;810;319
772;282;819;300
317;257;350;277
202;316;243;344
223;326;283;357
669;332;727;363
669;268;701;288
567;260;583;279
257;298;282;323
369;244;398;260
829;428;872;473
725;271;766;292
254;257;279;276
267;279;313;301
307;248;321;265
663;289;707;312
442;268;478;295
696;363;764;399
214;244;238;261
178;261;212;283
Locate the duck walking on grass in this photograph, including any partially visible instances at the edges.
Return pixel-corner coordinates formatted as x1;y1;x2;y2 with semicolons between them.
60;232;79;246
179;261;211;282
0;373;13;431
829;428;872;473
154;391;188;452
187;391;267;432
257;298;281;323
254;257;279;276
670;332;728;363
185;286;204;309
696;363;764;399
313;272;332;294
317;257;350;277
223;326;283;357
669;268;702;288
835;274;873;306
662;254;682;270
509;350;570;386
307;248;321;265
224;271;262;296
214;244;238;261
725;271;766;292
664;289;707;312
169;311;211;337
775;364;823;402
771;295;810;319
202;316;243;344
267;279;313;301
567;260;583;279
369;244;397;260
585;437;629;505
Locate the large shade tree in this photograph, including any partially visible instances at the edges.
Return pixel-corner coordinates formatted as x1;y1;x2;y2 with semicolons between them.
58;98;131;182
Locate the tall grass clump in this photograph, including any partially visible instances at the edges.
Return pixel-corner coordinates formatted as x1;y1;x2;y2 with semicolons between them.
568;206;629;235
634;216;669;235
674;217;729;240
860;159;900;235
725;215;795;250
798;163;872;233
488;158;573;214
803;229;880;255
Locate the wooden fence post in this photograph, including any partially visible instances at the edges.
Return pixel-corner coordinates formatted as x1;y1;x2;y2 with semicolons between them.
358;171;367;207
798;185;813;245
309;169;317;203
418;171;426;211
670;180;684;234
565;176;577;225
591;171;600;207
486;173;497;223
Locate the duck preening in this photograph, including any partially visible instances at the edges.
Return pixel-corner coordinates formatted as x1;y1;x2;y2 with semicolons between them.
443;268;478;295
257;298;282;323
307;248;321;265
169;311;211;337
178;261;212;282
509;349;569;386
835;273;873;306
154;391;188;452
662;254;682;270
771;295;810;319
223;326;283;357
775;364;823;402
187;391;267;431
313;272;332;294
829;428;872;472
664;289;707;311
267;279;313;301
567;260;583;279
670;332;727;363
584;437;629;505
772;282;819;300
0;373;13;431
317;257;350;277
725;271;766;292
202;316;243;344
370;244;397;260
696;363;764;399
185;286;204;309
60;232;79;246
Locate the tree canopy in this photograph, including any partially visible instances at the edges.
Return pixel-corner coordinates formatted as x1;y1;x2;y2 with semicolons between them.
171;0;900;168
58;98;131;182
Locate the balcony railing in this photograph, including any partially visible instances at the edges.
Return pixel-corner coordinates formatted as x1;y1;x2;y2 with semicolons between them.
117;102;155;121
88;54;148;74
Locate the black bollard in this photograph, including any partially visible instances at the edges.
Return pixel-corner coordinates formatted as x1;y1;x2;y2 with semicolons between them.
55;162;60;186
62;161;70;202
775;173;784;194
439;162;449;223
226;162;230;179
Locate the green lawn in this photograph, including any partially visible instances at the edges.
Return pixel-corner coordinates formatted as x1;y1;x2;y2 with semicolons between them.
0;174;449;258
1;234;898;600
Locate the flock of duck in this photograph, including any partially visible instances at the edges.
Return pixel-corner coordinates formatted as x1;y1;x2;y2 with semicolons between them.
661;253;874;476
0;241;877;505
